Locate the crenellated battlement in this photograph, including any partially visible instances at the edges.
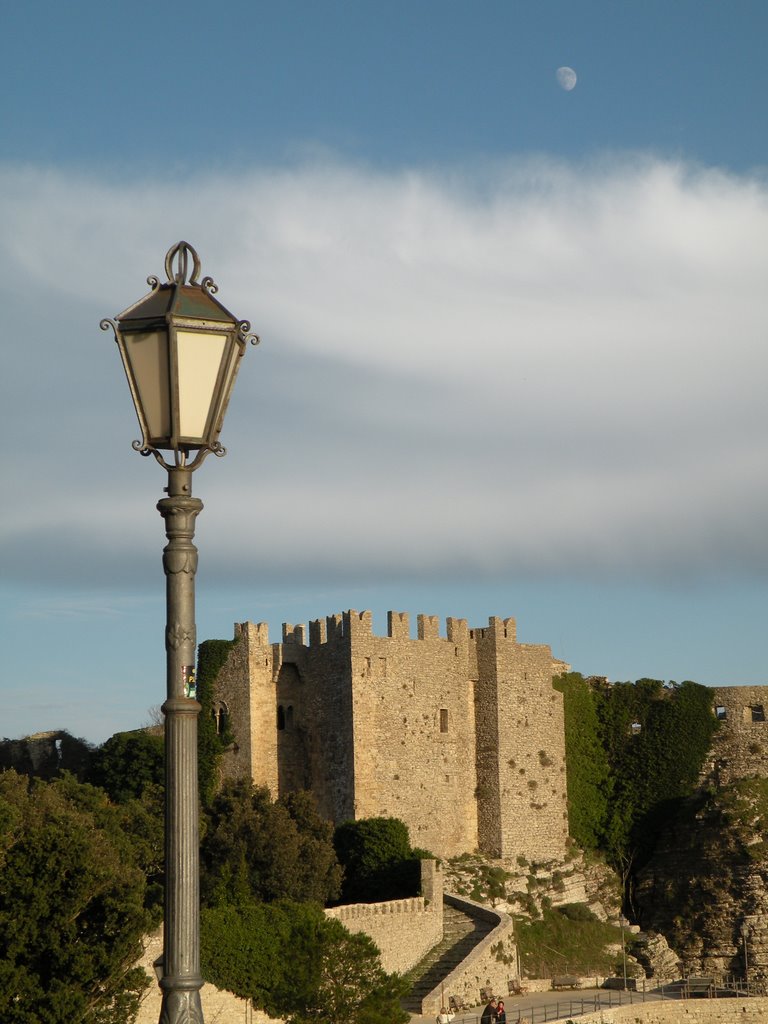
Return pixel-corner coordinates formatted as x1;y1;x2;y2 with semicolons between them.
282;622;307;645
388;610;410;639
233;611;530;651
417;613;440;640
234;621;270;647
344;609;373;638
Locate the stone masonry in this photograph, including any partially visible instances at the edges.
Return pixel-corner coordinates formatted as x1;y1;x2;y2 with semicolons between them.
704;685;768;786
212;610;570;862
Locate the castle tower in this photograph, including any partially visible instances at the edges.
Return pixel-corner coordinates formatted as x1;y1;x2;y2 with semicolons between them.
472;617;568;862
211;610;569;863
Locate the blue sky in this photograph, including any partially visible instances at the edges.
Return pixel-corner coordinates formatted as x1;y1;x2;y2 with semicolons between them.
1;1;767;744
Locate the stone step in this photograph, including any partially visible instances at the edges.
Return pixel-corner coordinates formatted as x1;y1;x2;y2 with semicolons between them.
402;904;496;1012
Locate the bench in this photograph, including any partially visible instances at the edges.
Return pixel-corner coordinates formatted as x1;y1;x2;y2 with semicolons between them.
603;976;636;991
686;977;714;998
552;976;580;990
508;979;528;995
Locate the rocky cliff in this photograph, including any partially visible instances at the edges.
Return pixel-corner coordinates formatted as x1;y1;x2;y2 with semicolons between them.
635;777;768;980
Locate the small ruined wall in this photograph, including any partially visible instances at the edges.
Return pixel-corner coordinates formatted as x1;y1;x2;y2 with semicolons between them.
573;997;768;1024
706;686;768;786
420;893;517;1017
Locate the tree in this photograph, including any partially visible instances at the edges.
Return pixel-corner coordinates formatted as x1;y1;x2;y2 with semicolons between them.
594;678;718;906
311;918;409;1024
333;817;429;904
200;900;408;1024
88;729;164;803
201;779;342;907
0;771;155;1024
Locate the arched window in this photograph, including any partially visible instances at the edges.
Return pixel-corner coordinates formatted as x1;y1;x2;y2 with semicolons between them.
277;705;286;731
212;701;230;736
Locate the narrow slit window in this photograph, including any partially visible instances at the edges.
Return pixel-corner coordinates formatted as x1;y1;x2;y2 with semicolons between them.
277;705;285;731
440;708;449;733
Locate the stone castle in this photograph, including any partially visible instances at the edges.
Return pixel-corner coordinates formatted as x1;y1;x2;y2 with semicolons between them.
212;609;571;862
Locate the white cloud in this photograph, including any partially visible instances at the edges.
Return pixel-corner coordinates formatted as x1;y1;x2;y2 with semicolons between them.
1;155;766;587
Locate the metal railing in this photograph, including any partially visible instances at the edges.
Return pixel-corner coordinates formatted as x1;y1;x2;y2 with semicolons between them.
447;977;764;1024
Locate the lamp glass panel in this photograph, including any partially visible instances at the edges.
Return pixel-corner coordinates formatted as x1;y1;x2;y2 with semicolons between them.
176;329;228;440
124;330;170;441
212;343;244;435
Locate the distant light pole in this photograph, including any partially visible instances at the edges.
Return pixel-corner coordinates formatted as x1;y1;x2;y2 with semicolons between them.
102;242;258;1024
620;915;629;990
741;921;751;989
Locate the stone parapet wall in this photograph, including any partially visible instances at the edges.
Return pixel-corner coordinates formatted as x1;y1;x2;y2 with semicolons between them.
420;893;518;1017
326;859;444;976
573;996;768;1024
326;894;442;975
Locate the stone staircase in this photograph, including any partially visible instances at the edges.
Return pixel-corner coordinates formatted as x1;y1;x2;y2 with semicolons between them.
402;902;496;1014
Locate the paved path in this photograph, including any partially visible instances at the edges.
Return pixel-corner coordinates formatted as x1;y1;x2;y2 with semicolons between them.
410;985;673;1023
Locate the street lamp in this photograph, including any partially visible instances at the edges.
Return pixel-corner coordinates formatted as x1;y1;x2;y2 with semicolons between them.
101;241;258;1024
619;915;629;990
741;921;751;989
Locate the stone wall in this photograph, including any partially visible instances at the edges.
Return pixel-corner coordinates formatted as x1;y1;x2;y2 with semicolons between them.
214;609;568;863
325;859;444;974
705;686;768;786
475;618;569;862
572;997;768;1024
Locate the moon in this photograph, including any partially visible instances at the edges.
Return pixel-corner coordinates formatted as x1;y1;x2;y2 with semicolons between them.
556;66;577;91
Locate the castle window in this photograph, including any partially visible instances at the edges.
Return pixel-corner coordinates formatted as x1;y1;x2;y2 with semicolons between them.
440;709;449;733
212;701;230;736
277;705;285;731
715;706;727;720
286;705;294;728
752;705;766;723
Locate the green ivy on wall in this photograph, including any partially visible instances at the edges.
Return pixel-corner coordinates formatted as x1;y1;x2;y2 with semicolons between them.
196;637;238;806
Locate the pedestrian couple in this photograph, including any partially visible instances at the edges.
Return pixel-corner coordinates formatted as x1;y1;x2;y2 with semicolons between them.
480;996;506;1023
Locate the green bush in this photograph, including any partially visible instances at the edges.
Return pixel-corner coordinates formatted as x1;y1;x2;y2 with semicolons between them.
333;817;431;904
89;729;164;803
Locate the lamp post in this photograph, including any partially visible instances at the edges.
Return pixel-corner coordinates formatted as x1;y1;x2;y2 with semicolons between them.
102;242;258;1024
619;915;629;990
741;921;750;990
